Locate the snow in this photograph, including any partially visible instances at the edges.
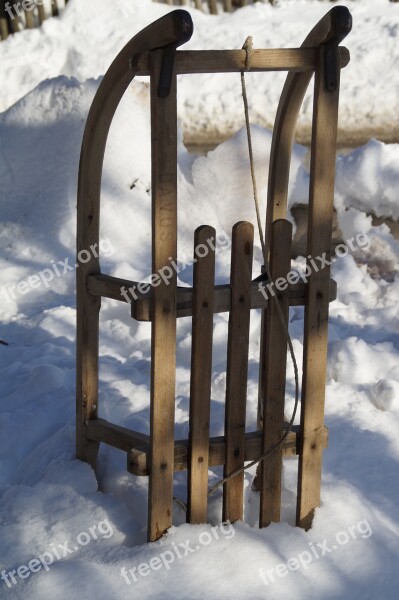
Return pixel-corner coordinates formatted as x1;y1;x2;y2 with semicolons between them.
0;0;399;144
0;0;399;599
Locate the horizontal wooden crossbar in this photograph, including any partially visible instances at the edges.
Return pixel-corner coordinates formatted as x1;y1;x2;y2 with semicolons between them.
85;418;150;451
87;273;337;321
131;48;350;75
84;418;328;477
128;426;329;476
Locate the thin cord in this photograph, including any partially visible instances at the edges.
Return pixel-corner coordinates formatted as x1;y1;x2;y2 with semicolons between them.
207;38;300;498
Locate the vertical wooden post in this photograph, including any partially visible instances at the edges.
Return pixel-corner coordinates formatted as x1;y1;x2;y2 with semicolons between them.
223;0;233;12
296;45;340;530
223;222;253;523
0;0;11;39
187;225;216;524
25;9;34;29
52;1;59;17
37;4;46;24
259;219;292;527
148;48;178;542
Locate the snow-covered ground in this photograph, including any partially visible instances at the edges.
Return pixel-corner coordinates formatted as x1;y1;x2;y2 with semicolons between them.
0;1;398;599
1;0;399;144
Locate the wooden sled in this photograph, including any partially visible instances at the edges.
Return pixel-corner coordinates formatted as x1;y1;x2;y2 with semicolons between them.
76;7;351;542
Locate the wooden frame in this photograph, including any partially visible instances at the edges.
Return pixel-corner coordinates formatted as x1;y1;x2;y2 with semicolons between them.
76;8;351;541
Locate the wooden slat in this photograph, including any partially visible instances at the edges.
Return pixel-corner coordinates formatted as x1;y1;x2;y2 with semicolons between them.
259;219;292;527
131;47;349;76
85;418;150;451
265;7;351;253
126;426;328;475
223;0;232;12
208;0;218;14
75;10;193;544
147;48;178;543
37;4;46;24
187;226;216;524
223;222;254;523
296;44;340;531
25;9;34;29
87;273;337;318
0;18;9;40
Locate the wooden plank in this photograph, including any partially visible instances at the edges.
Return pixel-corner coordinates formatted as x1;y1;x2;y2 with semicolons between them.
187;226;216;524
131;47;350;76
0;18;9;40
85;418;150;451
147;48;178;543
37;4;46;24
223;222;254;523
259;4;351;457
87;273;337;318
223;0;232;12
126;425;329;475
208;0;218;15
24;9;34;29
259;219;292;527
296;44;340;531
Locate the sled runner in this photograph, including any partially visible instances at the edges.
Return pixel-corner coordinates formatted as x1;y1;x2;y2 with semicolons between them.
76;7;351;541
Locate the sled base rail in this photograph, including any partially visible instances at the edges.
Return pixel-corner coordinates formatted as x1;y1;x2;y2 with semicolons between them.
85;418;328;477
87;273;337;320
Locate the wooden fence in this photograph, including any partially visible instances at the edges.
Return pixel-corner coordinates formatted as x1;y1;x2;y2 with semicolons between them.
0;0;69;40
156;0;274;14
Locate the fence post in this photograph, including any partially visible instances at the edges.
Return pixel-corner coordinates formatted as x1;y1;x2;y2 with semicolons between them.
223;222;253;523
187;225;216;524
0;1;10;40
